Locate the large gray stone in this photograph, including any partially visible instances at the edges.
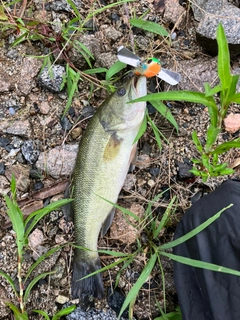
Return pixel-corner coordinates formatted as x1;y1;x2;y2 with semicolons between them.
192;0;240;55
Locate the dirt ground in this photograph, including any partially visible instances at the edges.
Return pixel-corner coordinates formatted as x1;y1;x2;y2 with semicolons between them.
1;0;240;319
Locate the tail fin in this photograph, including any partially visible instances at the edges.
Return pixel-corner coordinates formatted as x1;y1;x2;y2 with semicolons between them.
71;253;104;309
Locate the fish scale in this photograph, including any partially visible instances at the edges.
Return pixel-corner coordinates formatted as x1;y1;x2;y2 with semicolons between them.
71;76;147;307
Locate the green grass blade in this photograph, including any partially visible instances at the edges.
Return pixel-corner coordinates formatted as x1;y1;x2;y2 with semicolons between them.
228;92;240;103
0;270;18;298
24;199;73;238
5;303;28;320
84;67;108;75
205;125;221;152
130;18;168;37
160;251;240;277
153;196;176;239
4;195;25;254
150;101;178;133
32;310;50;320
106;61;126;82
52;305;77;320
159;204;232;250
133;114;147;144
86;0;135;19
118;253;157;319
217;24;231;89
66;0;81;20
211;140;240;155
24;271;55;303
130;91;218;127
192;130;203;152
147;114;162;150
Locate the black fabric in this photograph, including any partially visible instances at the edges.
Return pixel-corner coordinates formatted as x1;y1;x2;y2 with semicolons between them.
173;180;240;320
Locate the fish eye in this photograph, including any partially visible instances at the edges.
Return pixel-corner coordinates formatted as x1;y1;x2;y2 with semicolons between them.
117;87;126;96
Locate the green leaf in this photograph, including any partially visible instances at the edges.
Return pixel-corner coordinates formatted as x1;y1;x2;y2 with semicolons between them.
118;253;157;319
130;18;168;37
32;310;50;320
66;0;81;20
150;101;178;133
217;168;234;176
189;168;201;176
52;305;76;319
160;251;240;277
133;113;147;144
204;83;222;97
211;140;240;155
0;270;18;298
24;272;55;303
147;114;162;150
130;91;218;127
106;61;126;82
228;92;240;104
5;303;28;320
226;74;239;102
24;198;72;239
205;125;221;152
84;67;108;75
159;204;232;250
4;195;25;255
192;131;203;152
217;24;231;90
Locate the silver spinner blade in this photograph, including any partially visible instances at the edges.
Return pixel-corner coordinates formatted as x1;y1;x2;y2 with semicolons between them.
117;46;141;68
157;68;181;85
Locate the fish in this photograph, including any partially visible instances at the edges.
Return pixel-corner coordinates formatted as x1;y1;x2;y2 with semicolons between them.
71;75;147;307
117;46;181;85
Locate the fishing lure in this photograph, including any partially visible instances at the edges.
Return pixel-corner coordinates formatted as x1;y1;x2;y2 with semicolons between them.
117;46;181;85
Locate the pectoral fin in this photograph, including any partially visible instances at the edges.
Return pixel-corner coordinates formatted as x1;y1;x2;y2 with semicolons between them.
101;207;116;237
103;133;123;161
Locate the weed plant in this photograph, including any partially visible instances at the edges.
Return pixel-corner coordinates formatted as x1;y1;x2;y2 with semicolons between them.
132;23;240;182
0;176;74;319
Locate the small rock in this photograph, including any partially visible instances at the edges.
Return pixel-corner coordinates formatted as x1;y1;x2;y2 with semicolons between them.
5;164;30;192
147;179;155;187
6;49;18;59
8;107;15;115
68;34;101;69
102;25;122;41
33;181;44;190
56;295;69;304
29;229;44;249
39;101;50;114
177;162;194;180
60;116;72;131
224;113;240;133
0;119;32;138
80;105;95;119
0;137;10;148
135;154;151;169
30;168;42;179
71;127;82;139
5;144;14;153
123;173;137;191
36;144;78;178
11;137;24;148
18;57;42;95
150;167;160;177
21;140;41;164
38;65;66;93
107;287;128;319
0;162;5;175
96;52;118;69
46;0;72;12
163;0;186;26
50;258;66;283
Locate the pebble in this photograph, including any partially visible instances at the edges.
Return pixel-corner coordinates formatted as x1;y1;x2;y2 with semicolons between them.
171;32;177;40
149;167;160;177
30;168;43;179
177;162;194;180
8;107;15;115
33;181;44;190
71;127;82;139
5;164;30;192
0;137;10;148
0;162;5;175
147;179;155;187
21;140;41;164
0;119;32;138
36;144;78;178
38;65;66;93
60;116;72;131
80;105;95;119
107;287;128;319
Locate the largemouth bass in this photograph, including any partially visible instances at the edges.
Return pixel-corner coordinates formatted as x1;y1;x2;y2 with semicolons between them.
71;75;147;305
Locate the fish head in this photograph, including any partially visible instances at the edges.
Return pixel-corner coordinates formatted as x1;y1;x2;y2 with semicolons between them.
101;76;147;132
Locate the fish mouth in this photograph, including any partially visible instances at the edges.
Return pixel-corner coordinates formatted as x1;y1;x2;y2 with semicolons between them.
131;75;147;98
